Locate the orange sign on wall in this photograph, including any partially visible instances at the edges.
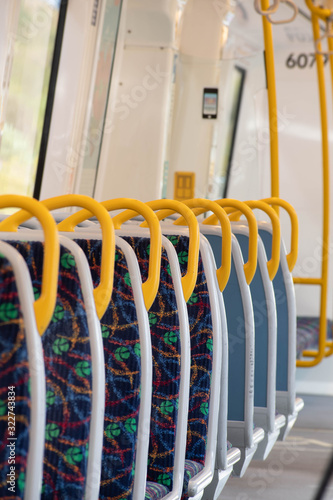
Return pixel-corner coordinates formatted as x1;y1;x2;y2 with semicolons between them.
174;172;195;201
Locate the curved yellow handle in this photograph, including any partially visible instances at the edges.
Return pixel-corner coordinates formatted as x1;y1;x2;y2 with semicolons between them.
173;199;231;292
305;0;331;19
260;197;298;271
65;198;162;311
228;200;281;280
48;195;114;320
0;195;60;336
204;199;258;284
0;194;115;320
137;200;200;303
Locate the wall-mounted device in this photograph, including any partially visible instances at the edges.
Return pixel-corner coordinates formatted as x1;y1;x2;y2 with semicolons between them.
202;87;218;119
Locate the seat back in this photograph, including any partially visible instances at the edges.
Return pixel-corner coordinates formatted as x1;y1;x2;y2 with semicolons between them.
73;233;152;500
7;237;94;499
258;223;297;415
161;228;222;498
204;231;254;432
0;241;46;500
231;223;277;435
120;232;188;497
58;236;105;500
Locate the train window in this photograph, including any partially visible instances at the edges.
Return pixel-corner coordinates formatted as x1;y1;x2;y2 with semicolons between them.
207;65;246;200
75;0;123;198
221;66;246;197
0;0;63;199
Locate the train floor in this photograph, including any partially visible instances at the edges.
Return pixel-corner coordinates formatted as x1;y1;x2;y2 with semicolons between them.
220;394;333;500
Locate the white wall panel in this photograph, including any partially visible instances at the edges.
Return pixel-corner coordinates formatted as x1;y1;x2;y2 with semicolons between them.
95;0;178;202
40;0;103;199
95;47;174;201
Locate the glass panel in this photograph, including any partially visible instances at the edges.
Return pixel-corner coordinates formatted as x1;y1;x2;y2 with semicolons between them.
0;0;61;196
77;0;123;197
208;64;245;199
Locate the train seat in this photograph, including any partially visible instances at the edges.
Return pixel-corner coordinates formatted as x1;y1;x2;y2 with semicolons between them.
120;231;191;500
72;232;153;500
199;238;241;500
258;223;304;440
0;241;46;500
231;222;286;460
2;232;105;500
162;227;223;500
201;226;264;477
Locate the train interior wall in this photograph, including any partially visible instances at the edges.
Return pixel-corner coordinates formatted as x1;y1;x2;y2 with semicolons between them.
2;0;333;397
1;4;333;495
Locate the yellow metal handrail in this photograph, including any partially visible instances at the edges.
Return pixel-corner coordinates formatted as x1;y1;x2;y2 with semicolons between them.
138;200;200;303
259;0;280;211
227;200;281;281
260;197;299;272
257;0;329;366
204;199;258;284
292;8;330;366
0;195;59;335
0;195;116;320
64;198;162;312
51;195;115;320
173;199;232;292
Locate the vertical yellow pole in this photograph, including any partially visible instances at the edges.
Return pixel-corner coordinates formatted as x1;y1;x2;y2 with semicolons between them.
292;9;330;366
320;17;333;358
308;13;329;364
260;0;280;213
326;19;333;356
328;19;333;89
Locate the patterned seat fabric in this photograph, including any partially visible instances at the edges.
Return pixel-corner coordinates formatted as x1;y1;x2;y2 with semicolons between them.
166;235;214;500
75;239;141;500
10;241;92;500
122;236;181;494
145;481;170;499
0;256;29;500
181;460;204;499
297;317;333;359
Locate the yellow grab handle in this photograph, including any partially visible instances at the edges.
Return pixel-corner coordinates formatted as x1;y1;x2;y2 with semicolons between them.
0;194;115;320
204;199;258;284
65;198;162;311
173;199;231;292
305;0;331;20
50;195;114;320
0;195;60;336
260;197;298;271
228;200;281;280
138;200;200;303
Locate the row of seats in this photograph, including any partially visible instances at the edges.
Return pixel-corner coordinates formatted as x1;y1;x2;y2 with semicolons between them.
0;194;304;500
